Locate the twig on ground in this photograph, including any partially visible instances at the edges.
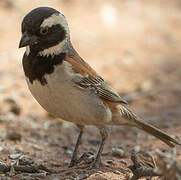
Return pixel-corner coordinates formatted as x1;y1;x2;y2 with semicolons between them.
0;162;57;174
128;152;161;180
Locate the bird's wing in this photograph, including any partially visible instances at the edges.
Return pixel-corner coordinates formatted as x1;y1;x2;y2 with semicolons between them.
65;56;181;147
77;75;127;104
65;55;127;105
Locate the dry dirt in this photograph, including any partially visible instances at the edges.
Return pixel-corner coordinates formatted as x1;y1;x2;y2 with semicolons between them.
0;0;181;179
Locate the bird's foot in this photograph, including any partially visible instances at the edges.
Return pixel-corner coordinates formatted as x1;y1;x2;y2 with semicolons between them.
86;157;101;171
78;152;95;164
69;151;95;168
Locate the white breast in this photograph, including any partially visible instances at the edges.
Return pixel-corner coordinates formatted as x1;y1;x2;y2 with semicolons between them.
26;61;112;126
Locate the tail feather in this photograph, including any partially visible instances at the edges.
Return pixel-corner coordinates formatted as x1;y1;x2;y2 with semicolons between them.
120;106;181;147
134;119;180;147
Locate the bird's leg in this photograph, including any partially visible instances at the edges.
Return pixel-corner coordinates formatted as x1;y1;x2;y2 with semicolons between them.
69;125;84;168
90;126;108;169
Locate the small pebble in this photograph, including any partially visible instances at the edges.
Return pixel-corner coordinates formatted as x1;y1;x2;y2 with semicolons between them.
6;131;21;141
31;144;42;151
118;159;127;165
106;159;114;164
65;149;73;156
0;146;4;152
3;98;21;115
8;153;22;160
112;147;125;158
114;170;122;175
134;145;141;152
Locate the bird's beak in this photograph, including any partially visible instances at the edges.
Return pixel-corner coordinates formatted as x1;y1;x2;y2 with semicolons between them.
19;33;30;48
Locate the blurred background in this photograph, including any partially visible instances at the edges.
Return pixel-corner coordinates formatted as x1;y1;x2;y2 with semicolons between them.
0;0;180;179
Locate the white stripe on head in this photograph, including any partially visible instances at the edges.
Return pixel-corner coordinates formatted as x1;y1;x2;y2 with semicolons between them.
39;13;69;57
40;13;69;34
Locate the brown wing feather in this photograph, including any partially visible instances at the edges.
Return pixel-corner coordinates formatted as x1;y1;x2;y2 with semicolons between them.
65;55;97;77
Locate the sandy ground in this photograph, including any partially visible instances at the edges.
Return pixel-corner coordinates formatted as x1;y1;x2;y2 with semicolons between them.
0;0;181;179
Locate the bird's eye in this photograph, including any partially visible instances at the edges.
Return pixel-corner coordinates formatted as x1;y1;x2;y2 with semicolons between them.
40;27;48;35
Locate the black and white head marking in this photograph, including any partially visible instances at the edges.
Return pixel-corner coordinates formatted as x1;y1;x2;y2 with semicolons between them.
38;11;69;56
20;7;69;56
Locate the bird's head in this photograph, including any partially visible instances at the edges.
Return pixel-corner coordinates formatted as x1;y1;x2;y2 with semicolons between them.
19;7;69;56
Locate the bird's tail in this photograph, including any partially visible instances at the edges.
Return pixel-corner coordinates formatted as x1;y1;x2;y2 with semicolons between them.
118;106;181;147
134;118;180;147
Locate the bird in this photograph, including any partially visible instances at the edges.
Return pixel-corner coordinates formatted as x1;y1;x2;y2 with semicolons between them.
19;7;180;169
